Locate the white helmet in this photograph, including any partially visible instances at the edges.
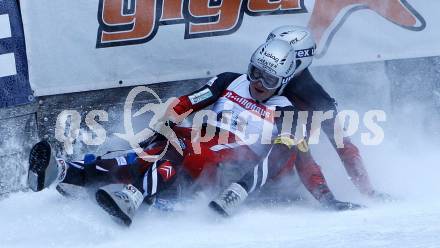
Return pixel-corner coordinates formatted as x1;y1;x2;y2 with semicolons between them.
248;39;297;90
266;25;316;73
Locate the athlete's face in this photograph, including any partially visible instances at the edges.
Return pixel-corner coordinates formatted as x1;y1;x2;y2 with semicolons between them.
249;79;277;102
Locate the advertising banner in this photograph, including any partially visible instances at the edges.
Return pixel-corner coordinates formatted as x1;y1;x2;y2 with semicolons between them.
0;0;32;107
19;0;438;96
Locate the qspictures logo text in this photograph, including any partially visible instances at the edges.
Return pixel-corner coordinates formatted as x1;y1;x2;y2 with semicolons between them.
54;86;387;162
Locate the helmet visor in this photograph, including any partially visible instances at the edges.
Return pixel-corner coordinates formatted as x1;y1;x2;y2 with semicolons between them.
248;64;281;90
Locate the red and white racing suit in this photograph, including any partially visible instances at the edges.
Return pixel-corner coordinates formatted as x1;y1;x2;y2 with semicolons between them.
135;72;331;200
60;72;334;203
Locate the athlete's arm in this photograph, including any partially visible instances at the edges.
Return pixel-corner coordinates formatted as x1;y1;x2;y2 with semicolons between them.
173;72;241;115
283;70;379;197
282;69;337;112
272;105;335;201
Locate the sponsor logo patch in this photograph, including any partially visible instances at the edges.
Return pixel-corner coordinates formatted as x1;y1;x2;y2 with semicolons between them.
295;48;315;58
96;0;306;48
223;90;274;121
282;74;295;84
96;0;426;61
256;58;277;73
285;30;308;45
123;184;143;207
158;161;176;182
115;156;128;166
188;88;213;104
263;51;279;63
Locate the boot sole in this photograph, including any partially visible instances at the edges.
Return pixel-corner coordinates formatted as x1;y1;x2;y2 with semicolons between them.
28;141;52;192
208;201;229;217
96;189;132;226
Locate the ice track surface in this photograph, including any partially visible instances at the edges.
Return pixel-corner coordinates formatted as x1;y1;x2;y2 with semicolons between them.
1;126;440;248
1;188;440;248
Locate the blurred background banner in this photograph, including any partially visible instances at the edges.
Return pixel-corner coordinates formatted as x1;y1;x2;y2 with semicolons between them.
0;0;32;107
19;0;438;96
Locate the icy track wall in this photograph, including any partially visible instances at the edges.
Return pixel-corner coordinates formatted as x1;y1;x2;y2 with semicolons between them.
1;56;440;197
0;0;35;194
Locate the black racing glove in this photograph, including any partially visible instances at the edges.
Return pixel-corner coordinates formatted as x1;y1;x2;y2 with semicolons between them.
324;199;364;211
367;190;394;202
320;193;364;211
